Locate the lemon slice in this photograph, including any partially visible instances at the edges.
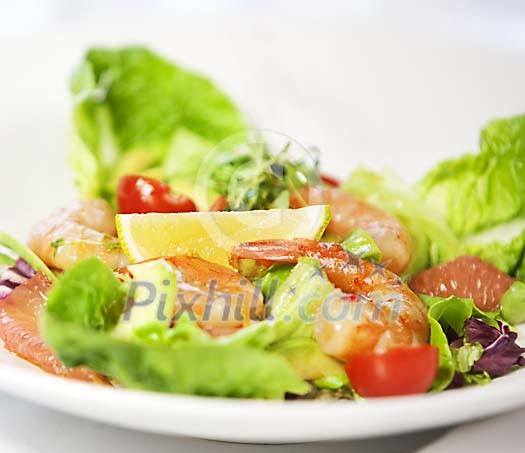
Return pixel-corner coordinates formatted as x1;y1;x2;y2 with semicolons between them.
116;205;330;266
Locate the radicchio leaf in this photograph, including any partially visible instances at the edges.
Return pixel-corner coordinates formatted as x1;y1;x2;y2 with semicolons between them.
465;317;525;377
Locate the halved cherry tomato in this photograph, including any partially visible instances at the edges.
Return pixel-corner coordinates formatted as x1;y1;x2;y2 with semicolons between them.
344;345;439;397
321;173;340;188
117;175;197;214
209;195;229;212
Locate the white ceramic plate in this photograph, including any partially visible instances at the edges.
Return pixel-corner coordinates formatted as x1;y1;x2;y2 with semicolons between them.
1;18;525;444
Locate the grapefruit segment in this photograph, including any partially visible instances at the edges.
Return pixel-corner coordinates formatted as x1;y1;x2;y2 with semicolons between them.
410;255;515;312
0;272;105;383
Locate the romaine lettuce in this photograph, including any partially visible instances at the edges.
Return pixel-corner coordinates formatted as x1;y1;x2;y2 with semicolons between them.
501;281;525;325
70;47;247;203
418;115;525;278
421;294;475;390
343;115;525;280
42;258;309;398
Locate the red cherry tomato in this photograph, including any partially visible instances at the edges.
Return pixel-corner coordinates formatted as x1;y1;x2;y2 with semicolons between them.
321;173;341;188
344;345;439;397
117;175;197;214
209;195;229;212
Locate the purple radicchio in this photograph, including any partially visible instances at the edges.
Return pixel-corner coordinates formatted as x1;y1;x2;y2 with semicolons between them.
465;317;525;377
0;258;36;300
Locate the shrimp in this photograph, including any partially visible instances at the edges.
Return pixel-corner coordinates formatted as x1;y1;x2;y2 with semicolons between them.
28;199;126;271
230;238;429;360
291;186;412;274
165;256;264;336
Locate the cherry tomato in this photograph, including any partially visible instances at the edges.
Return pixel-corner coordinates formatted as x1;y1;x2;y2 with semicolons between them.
344;345;439;397
209;195;229;212
321;173;341;188
117;175;197;214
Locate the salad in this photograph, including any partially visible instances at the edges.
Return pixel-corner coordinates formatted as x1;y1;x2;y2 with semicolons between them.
1;46;525;400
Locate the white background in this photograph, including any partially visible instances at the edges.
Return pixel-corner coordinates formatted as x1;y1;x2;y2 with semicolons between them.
2;0;525;53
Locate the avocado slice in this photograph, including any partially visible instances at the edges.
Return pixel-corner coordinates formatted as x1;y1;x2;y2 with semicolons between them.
113;259;177;339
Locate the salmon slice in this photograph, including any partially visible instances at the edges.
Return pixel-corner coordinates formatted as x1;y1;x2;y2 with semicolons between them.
0;272;106;383
410;255;516;312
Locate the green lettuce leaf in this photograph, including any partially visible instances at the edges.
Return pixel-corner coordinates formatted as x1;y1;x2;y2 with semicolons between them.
42;258;309;399
463;372;492;386
418;115;525;278
70;47;247;203
420;294;499;390
45;316;308;398
422;294;474;391
341;168;462;274
464;223;525;277
44;257;126;332
343;116;525;279
452;342;484;373
501;281;525;325
313;374;350;390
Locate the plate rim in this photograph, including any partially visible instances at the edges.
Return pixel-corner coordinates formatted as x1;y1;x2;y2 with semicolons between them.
1;358;525;443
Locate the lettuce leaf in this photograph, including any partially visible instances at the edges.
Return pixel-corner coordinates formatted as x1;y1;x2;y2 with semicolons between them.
465;223;525;278
420;294;507;390
501;281;525;325
42;258;309;399
341;168;462;274
452;342;484;373
70;47;247;203
420;115;525;236
343;116;525;279
418;115;525;278
421;294;475;390
45;316;308;398
45;257;126;332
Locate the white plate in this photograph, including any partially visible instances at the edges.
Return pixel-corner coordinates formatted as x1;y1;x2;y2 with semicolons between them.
1;18;525;444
